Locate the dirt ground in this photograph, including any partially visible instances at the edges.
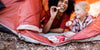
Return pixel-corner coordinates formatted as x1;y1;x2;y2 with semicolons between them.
0;32;100;50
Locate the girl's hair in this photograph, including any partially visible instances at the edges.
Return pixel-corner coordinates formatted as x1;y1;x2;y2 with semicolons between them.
49;0;75;16
75;1;90;11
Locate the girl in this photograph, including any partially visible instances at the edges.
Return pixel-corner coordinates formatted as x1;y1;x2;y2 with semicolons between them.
66;1;94;37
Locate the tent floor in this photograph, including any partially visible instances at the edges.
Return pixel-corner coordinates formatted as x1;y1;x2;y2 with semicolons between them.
0;32;100;50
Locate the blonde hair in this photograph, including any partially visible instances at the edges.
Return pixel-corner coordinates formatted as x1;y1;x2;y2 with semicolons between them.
75;1;90;11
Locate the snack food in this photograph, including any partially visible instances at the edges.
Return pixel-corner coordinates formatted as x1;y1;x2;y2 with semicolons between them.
57;7;64;9
66;21;72;26
48;35;66;43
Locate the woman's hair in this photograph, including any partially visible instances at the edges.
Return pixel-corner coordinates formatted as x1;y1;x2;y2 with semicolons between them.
49;0;75;16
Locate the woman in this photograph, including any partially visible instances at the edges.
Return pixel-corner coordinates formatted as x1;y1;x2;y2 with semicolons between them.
43;0;75;33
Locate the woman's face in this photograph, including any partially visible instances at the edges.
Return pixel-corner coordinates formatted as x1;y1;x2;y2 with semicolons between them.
57;0;68;13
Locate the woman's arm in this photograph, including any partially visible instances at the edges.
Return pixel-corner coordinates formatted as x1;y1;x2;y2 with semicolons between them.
43;17;55;33
43;6;58;33
49;28;65;33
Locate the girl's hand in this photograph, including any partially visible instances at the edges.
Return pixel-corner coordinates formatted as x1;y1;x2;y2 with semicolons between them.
50;6;58;19
66;21;73;27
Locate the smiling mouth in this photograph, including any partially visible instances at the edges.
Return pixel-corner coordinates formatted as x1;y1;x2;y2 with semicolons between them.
57;7;64;9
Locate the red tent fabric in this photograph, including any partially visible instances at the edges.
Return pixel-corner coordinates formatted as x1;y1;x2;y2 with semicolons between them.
0;0;100;46
75;0;100;4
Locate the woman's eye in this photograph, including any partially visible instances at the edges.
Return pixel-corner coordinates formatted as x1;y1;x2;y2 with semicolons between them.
65;1;68;4
60;0;63;2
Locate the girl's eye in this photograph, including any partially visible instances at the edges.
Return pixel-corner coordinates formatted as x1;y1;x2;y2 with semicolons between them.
77;9;79;11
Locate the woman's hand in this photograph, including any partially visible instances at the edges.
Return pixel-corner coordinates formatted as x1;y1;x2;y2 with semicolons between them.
50;6;58;19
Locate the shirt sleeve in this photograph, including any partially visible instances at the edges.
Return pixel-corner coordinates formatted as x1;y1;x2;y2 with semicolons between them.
60;14;69;29
43;11;50;26
86;15;94;26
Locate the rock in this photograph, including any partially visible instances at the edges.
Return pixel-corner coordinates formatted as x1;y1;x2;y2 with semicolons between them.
1;32;100;50
0;42;5;50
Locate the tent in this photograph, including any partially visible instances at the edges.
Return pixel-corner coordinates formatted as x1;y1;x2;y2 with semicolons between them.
0;0;100;46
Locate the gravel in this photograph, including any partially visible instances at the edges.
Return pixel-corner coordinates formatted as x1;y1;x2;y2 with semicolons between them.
0;32;100;50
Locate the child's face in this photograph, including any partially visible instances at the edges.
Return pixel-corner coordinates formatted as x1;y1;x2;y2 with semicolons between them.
57;0;68;13
75;5;88;18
